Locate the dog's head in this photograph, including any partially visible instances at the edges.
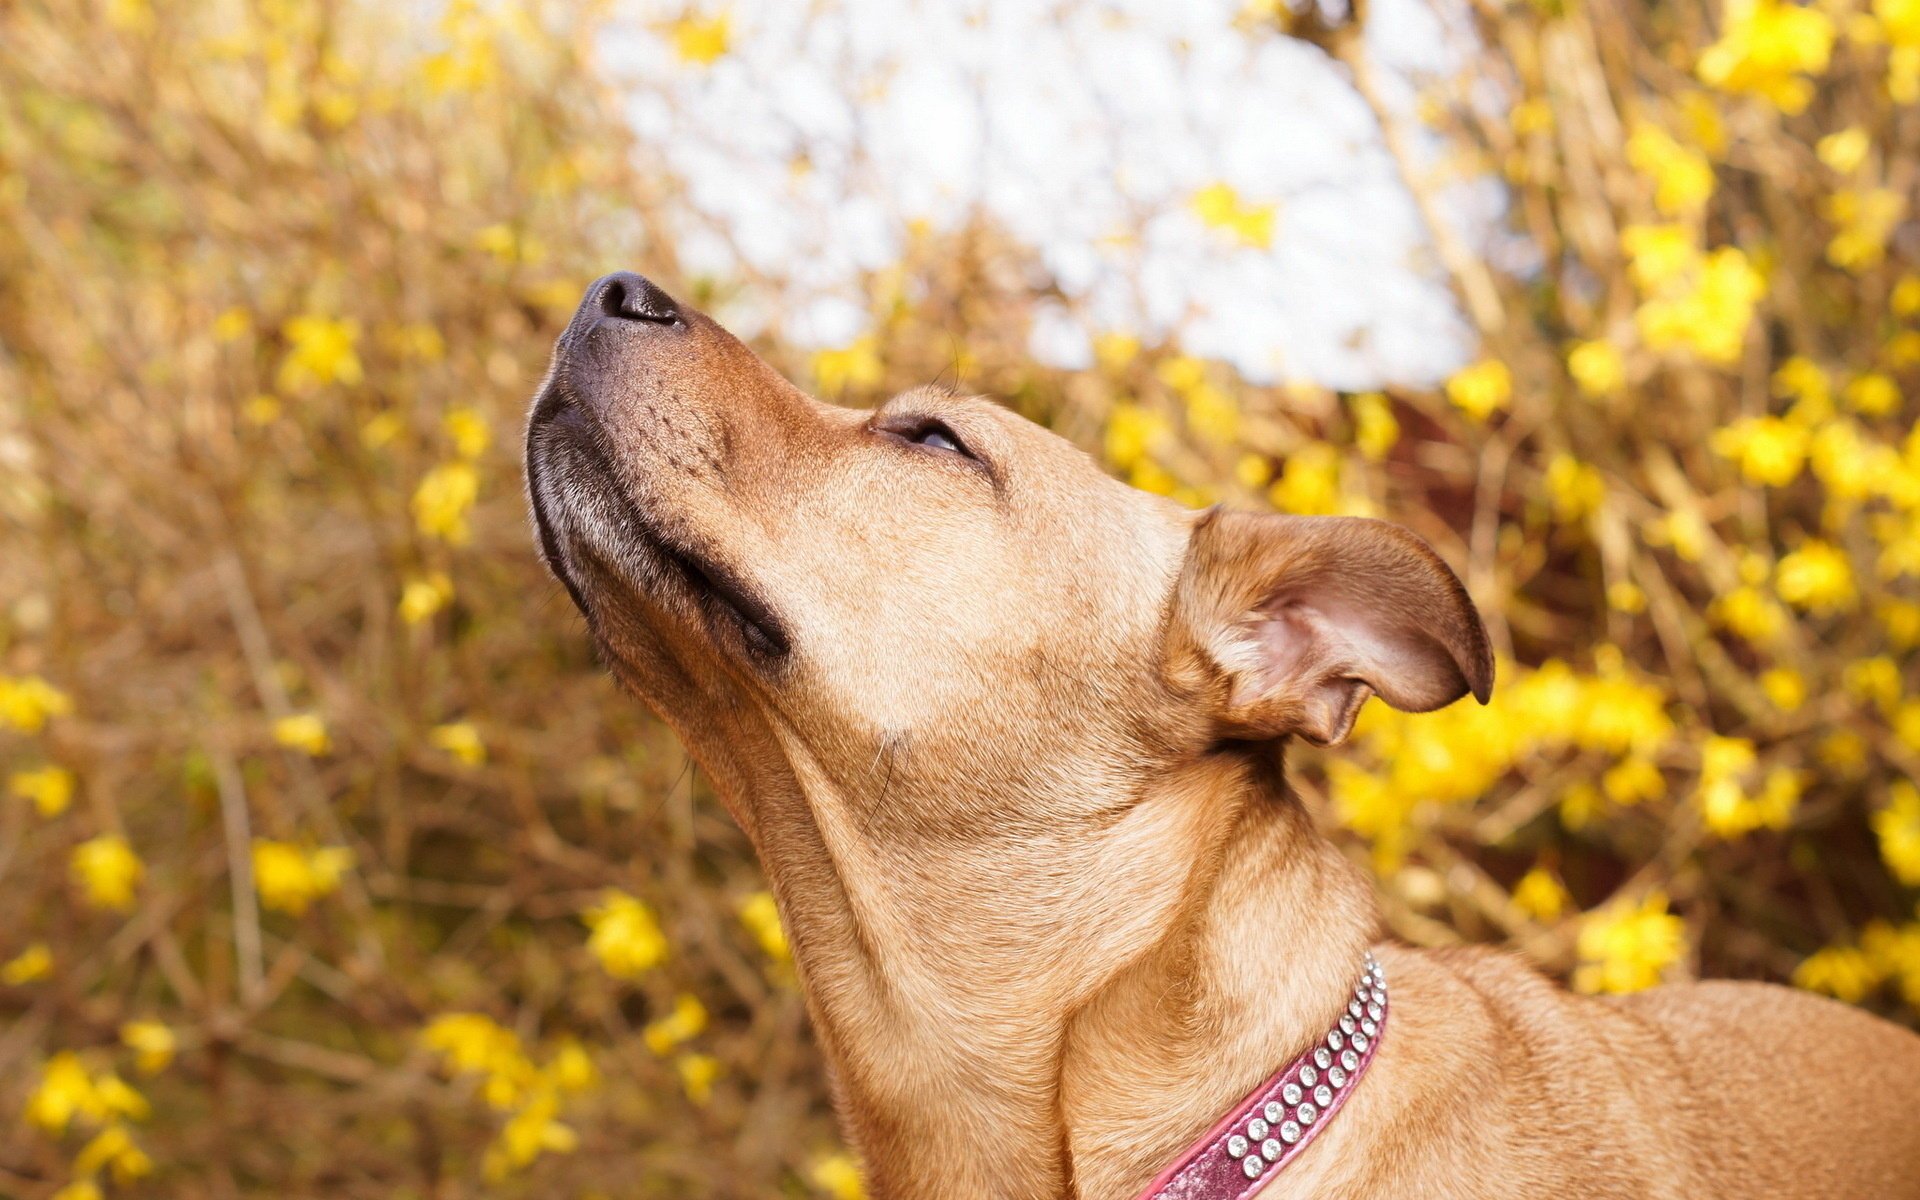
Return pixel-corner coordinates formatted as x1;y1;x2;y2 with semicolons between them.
525;271;1490;862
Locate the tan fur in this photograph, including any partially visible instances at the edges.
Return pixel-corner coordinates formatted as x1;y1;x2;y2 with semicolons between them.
526;274;1920;1199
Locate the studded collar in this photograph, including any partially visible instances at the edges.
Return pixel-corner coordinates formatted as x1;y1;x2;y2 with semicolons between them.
1131;953;1389;1199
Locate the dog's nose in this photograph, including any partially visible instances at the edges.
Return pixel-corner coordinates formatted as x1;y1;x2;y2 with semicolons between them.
590;271;681;326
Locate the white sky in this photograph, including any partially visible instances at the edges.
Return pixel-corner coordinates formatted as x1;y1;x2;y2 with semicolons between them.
601;0;1497;390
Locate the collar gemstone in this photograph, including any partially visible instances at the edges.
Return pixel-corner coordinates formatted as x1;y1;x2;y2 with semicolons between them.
1133;953;1389;1199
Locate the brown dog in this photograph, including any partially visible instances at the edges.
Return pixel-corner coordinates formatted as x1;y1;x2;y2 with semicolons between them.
525;273;1920;1199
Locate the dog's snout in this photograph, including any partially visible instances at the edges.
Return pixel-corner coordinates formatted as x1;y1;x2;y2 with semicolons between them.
592;271;681;326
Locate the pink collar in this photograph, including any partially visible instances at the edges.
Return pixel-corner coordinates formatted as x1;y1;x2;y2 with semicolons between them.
1133;953;1388;1199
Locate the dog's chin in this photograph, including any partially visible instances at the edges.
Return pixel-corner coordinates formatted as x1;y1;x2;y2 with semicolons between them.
525;390;792;667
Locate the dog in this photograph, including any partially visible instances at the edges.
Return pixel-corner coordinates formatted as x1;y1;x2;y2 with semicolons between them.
525;272;1920;1199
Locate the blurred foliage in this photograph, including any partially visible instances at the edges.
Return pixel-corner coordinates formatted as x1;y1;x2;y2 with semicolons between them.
2;0;1919;1196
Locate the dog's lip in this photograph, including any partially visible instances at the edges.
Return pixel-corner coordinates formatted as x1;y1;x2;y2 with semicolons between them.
526;391;792;662
644;524;792;659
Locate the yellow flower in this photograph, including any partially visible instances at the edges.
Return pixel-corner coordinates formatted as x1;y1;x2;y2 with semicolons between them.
1711;584;1787;643
1774;539;1856;612
412;461;480;544
120;1021;176;1075
1773;355;1832;417
25;1053;149;1135
74;1123;153;1185
1620;224;1699;290
669;11;731;65
811;335;884;396
1861;921;1920;1007
443;407;491;460
1574;892;1686;994
1888;44;1920;103
1512;866;1570;921
1183;384;1239;446
361;411;405;450
1759;666;1806;711
399;572;454;624
1508;97;1553;136
1843;655;1902;713
1329;762;1417;865
1626;123;1715;214
1445;359;1512;421
1894;700;1920;753
1843;371;1900;416
1602;755;1667;806
1873;781;1920;885
1607;580;1646;613
1811;419;1900;503
474;223;522;263
242;393;282;425
1793;944;1884;1004
0;673;73;733
1699;734;1756;781
51;1182;103;1200
1234;454;1272;489
384;321;447;361
1645;510;1710;562
582;889;668;978
423;1012;529;1095
1697;0;1835;113
212;306;252;341
2;942;53;985
272;711;331;756
1712;415;1807;486
1820;729;1870;771
1267;442;1343;515
10;765;75;817
1566;340;1625;398
28;1054;100;1134
71;836;143;913
1893;272;1920;319
1349;392;1398;460
1702;765;1801;838
1635;246;1766;363
1825;188;1907;271
1544;454;1605;523
1817;126;1872;173
544;1039;598;1094
1880;598;1920;649
430;721;487;766
485;1089;577;1179
277;315;363;391
423;1;502;94
252;840;354;916
1191;182;1277;248
1883;0;1920;46
810;1151;867;1200
1105;404;1172;470
738;890;791;962
675;1051;721;1105
1155;355;1208;394
644;993;709;1056
1129;460;1180;496
1092;332;1141;372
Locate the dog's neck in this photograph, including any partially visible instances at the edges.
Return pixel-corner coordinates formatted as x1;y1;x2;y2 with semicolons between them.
750;744;1380;1200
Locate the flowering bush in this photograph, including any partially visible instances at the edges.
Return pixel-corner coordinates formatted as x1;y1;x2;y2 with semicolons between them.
1;0;1917;1195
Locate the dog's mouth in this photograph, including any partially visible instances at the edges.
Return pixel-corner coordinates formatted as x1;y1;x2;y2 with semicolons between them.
526;390;791;663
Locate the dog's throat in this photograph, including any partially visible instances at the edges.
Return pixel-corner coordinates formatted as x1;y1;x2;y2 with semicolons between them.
1132;954;1389;1198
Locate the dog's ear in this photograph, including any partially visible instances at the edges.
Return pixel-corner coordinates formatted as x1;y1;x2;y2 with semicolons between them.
1168;509;1493;746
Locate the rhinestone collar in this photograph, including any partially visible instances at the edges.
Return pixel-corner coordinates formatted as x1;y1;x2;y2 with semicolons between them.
1132;953;1388;1200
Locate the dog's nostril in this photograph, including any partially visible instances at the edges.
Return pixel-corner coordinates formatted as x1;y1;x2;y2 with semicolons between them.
596;271;681;325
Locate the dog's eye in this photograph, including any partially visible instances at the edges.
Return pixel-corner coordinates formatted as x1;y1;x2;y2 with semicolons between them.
907;422;969;458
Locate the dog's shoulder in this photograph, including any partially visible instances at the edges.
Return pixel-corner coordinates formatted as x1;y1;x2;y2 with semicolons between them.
1608;980;1920;1196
